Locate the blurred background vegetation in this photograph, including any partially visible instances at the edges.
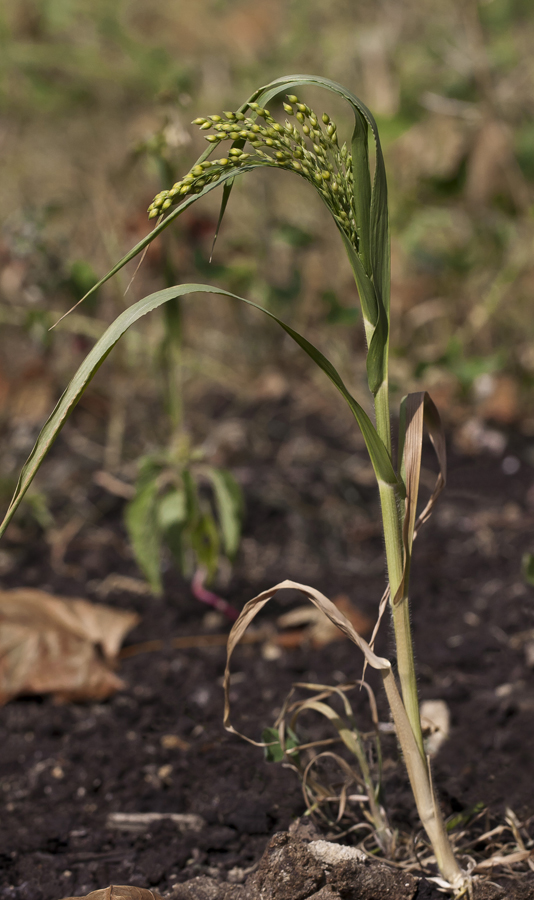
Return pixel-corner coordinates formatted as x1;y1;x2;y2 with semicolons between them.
1;0;534;581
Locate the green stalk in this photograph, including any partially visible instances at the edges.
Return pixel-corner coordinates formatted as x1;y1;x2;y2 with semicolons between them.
381;667;465;889
374;380;425;759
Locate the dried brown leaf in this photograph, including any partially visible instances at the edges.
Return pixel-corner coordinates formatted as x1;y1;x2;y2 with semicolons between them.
0;588;139;704
224;579;390;747
276;594;373;648
59;887;163;900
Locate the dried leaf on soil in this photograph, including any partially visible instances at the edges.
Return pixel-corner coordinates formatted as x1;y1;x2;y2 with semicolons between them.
0;588;139;704
59;888;163;900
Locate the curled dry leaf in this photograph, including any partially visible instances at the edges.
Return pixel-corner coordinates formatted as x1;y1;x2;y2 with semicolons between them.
276;594;373;648
59;887;163;900
0;588;139;704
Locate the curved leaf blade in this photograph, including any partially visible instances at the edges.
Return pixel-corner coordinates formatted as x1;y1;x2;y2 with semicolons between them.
0;283;400;538
254;74;391;387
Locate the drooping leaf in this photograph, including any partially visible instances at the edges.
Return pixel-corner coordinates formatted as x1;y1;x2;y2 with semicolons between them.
0;283;402;539
223;579;391;748
253;75;391;389
124;479;162;596
157;488;187;531
204;467;243;558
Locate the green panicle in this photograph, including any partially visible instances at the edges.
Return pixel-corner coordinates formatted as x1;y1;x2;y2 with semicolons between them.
148;90;362;253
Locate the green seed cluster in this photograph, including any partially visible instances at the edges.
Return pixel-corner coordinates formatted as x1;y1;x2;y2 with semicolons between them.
148;96;357;245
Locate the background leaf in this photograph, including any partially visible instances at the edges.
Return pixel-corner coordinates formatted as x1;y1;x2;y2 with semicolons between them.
204;467;243;558
124;479;162;595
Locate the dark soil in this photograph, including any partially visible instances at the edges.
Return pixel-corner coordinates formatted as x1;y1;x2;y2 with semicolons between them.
1;390;534;899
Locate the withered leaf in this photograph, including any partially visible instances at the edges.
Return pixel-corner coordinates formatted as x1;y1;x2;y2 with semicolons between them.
276;594;373;649
59;887;163;900
0;588;139;704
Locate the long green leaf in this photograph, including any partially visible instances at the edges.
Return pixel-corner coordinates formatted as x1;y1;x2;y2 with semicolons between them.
0;283;401;538
338;230;378;328
53;161;272;322
350;111;372;278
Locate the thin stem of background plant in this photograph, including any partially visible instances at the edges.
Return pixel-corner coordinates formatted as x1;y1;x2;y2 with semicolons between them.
0;75;469;893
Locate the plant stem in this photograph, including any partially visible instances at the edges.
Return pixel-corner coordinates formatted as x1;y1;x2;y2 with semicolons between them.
382;667;465;889
374;383;425;759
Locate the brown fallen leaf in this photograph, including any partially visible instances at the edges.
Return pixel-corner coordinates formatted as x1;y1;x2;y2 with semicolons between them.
276;594;373;649
0;588;139;704
59;888;163;900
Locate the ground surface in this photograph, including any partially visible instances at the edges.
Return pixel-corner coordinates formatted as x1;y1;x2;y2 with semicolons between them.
0;391;534;899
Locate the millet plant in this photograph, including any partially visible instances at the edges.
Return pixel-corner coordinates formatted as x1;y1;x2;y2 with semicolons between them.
0;75;472;893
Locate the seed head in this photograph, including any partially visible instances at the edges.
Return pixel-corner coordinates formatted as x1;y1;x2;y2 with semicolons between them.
150;98;358;244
